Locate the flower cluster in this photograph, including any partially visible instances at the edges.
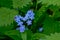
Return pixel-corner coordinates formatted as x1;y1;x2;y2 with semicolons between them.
14;10;35;33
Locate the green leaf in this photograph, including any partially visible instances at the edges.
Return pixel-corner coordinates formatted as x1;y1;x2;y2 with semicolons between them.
0;0;12;8
42;33;60;40
0;7;18;26
0;32;13;40
12;0;32;8
26;30;33;40
34;5;47;23
21;30;33;40
20;4;32;13
43;15;60;35
47;5;60;18
21;32;27;40
32;33;45;40
0;23;17;33
5;30;22;40
31;5;48;32
40;0;60;6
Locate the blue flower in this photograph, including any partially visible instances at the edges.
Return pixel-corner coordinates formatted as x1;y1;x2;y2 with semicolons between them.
14;15;23;23
39;27;43;32
14;15;23;25
29;15;35;20
22;16;29;21
15;20;21;23
21;10;35;21
17;21;23;26
26;10;35;20
14;15;23;20
14;15;20;22
26;10;33;15
18;15;23;20
20;25;25;32
26;20;32;25
15;10;35;33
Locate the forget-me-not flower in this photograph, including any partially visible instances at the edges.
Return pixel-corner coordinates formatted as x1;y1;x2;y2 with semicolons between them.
14;10;35;33
39;27;43;32
26;20;32;25
20;25;25;32
15;15;23;23
26;10;35;20
22;16;29;21
14;15;20;23
18;15;23;20
17;21;23;26
22;10;35;21
29;15;34;20
16;25;26;33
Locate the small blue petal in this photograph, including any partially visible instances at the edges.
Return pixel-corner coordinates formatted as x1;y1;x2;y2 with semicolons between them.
14;15;21;22
25;13;29;17
14;15;23;20
25;10;35;20
15;20;21;23
26;20;32;25
29;15;34;20
26;10;33;14
18;15;23;20
39;27;43;32
20;25;25;32
17;21;23;26
22;17;27;21
22;16;29;21
14;17;20;21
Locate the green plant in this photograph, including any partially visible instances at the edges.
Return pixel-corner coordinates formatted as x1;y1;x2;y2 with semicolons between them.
0;0;60;40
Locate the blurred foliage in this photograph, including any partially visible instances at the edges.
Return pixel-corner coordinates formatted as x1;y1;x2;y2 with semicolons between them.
0;0;60;40
40;0;60;6
32;33;45;40
0;7;18;26
0;0;13;8
43;14;60;35
12;0;32;8
42;33;60;40
5;30;22;40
